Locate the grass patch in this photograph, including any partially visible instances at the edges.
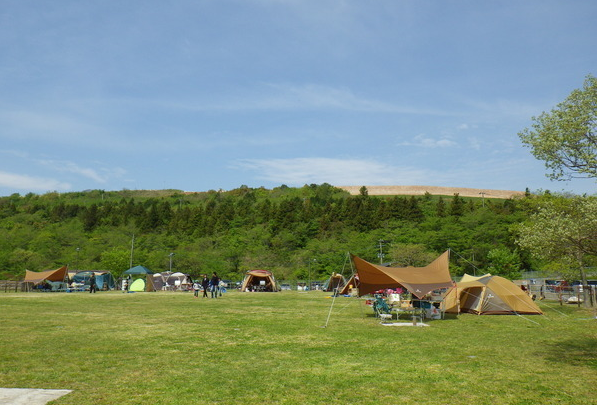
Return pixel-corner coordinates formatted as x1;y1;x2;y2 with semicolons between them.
0;291;595;404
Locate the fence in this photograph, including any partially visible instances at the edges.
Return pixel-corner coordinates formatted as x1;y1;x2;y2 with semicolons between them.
527;283;596;306
0;280;28;292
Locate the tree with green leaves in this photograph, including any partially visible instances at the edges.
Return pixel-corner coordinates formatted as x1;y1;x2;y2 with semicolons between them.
388;243;437;267
518;75;597;181
516;196;597;305
486;247;522;280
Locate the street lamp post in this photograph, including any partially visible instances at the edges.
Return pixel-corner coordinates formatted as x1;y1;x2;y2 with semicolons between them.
168;252;174;272
75;247;80;271
308;258;317;291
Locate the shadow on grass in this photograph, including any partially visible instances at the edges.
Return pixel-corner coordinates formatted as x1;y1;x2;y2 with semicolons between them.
541;337;597;369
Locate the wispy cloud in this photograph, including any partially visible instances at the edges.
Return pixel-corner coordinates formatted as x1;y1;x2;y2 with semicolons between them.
165;83;454;115
0;109;97;142
397;134;458;148
1;150;126;185
38;160;125;183
234;157;433;186
467;137;482;151
0;171;71;192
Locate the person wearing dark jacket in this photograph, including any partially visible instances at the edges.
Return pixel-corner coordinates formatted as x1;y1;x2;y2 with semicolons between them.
201;274;210;298
89;273;97;293
210;272;220;299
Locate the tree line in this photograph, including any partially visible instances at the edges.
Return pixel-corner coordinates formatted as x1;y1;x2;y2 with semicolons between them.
0;184;592;282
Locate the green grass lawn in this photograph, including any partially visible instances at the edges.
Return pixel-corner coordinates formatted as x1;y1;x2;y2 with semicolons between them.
0;290;595;404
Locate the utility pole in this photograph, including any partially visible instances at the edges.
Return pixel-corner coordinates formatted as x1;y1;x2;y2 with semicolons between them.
378;240;389;264
129;234;135;269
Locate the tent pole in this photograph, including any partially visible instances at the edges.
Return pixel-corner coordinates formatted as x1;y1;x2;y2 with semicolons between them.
323;252;351;328
450;248;481;276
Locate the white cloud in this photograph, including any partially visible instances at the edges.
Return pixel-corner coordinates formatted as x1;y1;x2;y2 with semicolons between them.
1;150;126;185
234;157;432;186
398;134;458;148
38;160;115;183
165;83;454;116
467;137;482;151
0;171;71;192
0;109;97;142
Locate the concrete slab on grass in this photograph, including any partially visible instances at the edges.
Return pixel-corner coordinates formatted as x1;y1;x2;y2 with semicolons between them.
0;388;72;404
381;322;429;327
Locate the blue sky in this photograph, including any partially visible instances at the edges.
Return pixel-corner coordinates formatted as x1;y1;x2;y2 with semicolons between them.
1;0;596;196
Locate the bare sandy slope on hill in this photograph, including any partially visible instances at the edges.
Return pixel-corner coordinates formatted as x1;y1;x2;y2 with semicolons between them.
338;185;524;199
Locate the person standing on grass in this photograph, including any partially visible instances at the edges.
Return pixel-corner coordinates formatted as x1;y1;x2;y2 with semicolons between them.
210;272;220;299
193;278;201;298
201;274;210;298
89;273;97;293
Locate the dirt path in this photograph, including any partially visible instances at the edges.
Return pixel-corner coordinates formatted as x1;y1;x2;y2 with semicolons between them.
338;185;524;199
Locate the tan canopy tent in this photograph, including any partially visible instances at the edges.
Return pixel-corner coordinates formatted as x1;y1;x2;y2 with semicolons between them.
240;270;280;292
322;273;347;292
339;274;360;295
443;274;542;315
24;266;68;284
352;251;454;298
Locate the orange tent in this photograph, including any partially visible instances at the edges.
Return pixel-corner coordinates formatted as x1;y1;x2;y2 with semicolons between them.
24;266;68;284
352;251;454;298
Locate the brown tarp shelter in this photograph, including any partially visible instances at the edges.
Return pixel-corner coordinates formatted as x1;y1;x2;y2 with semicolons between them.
240;270;280;292
352;251;454;298
443;274;542;315
24;266;68;284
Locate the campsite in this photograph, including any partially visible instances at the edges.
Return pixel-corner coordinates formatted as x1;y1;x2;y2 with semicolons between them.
0;289;595;404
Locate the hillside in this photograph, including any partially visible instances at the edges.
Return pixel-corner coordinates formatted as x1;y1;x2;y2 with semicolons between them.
0;184;532;281
338;185;525;199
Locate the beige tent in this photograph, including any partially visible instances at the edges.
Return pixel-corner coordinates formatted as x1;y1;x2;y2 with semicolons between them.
352;251;454;298
323;273;347;292
339;274;360;295
444;274;542;315
240;270;280;292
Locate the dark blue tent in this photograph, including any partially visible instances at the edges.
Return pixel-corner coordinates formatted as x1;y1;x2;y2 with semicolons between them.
70;271;116;290
123;265;154;275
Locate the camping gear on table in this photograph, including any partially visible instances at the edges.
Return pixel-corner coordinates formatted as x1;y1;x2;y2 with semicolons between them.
351;251;454;299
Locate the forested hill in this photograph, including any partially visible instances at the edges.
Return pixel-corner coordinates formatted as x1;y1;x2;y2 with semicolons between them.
0;184;536;281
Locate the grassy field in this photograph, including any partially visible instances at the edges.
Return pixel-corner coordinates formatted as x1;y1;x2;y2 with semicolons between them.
0;290;595;405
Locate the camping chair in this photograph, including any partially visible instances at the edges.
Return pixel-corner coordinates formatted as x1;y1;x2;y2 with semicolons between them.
373;296;393;321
